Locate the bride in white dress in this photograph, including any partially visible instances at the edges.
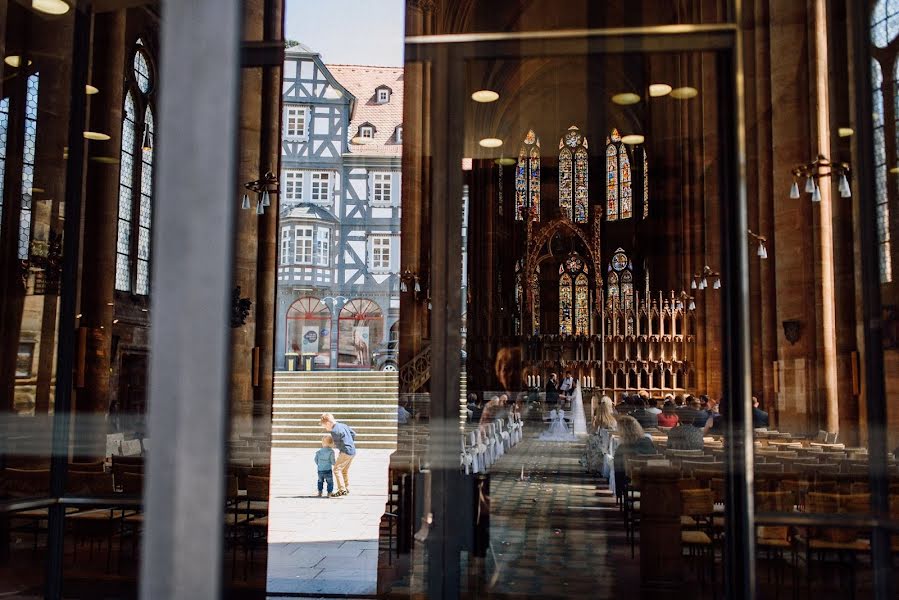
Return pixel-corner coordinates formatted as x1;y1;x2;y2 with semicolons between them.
570;380;588;436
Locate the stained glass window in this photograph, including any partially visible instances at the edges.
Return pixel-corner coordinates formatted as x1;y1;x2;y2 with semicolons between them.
0;97;9;228
116;92;137;291
619;145;632;219
574;273;589;335
515;130;540;221
559;147;572;219
116;39;156;294
18;73;40;261
606;136;618;221
559;126;588;223
575;147;589;223
607;271;619;309
643;150;649;219
607;248;633;308
559;273;573;334
514;260;523;335
873;56;894;282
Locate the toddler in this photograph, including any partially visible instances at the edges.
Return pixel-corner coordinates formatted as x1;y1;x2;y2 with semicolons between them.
314;435;336;497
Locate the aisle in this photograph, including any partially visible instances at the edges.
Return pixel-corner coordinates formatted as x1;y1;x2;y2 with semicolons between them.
476;432;636;598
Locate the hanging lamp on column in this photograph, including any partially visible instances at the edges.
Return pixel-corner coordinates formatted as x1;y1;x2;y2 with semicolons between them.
790;154;851;201
242;170;279;215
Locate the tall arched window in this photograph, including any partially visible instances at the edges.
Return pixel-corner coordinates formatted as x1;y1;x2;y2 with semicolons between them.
606;248;633;307
558;254;589;335
515;130;540;221
514;260;523;335
605;129;634;221
116;39;156;294
871;1;897;282
559;125;589;223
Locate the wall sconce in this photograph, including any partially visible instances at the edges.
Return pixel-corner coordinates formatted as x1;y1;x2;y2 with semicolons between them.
241;170;279;215
747;229;768;259
790;154;851;201
400;269;422;295
782;319;801;345
691;265;720;291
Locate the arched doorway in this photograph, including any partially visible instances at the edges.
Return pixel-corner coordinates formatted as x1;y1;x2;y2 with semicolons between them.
286;297;332;368
337;298;383;368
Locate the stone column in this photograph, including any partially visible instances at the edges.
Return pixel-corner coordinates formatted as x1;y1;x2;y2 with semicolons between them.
252;0;283;434
810;0;840;434
76;10;126;456
229;0;264;434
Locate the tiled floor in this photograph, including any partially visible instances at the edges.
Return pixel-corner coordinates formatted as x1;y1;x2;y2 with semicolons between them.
266;448;391;596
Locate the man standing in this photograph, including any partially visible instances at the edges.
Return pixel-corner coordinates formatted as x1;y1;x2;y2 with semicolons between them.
752;397;769;428
320;412;357;496
559;371;574;403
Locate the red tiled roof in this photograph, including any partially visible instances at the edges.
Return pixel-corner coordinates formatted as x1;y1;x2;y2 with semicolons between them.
327;64;403;157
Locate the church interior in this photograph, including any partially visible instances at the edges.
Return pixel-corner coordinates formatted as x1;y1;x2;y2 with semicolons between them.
0;0;897;598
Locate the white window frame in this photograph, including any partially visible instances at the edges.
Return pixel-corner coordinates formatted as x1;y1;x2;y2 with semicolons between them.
294;225;313;264
395;125;403;143
282;170;304;203
310;171;331;203
283;106;308;141
280;227;291;265
360;126;374;139
371;172;392;206
315;227;330;267
370;236;391;272
377;88;389;103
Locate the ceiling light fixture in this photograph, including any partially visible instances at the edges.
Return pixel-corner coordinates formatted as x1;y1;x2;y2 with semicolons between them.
611;92;641;105
621;134;645;145
4;56;33;68
478;137;503;148
32;0;72;15
494;157;516;166
649;83;672;97
85;84;100;95
670;86;699;99
83;131;111;141
471;89;499;103
837;127;854;138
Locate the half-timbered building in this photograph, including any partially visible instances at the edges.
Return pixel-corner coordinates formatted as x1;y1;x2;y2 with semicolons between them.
276;44;402;370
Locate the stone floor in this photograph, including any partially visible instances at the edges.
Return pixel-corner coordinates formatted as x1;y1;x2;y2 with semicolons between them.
266;448;391;596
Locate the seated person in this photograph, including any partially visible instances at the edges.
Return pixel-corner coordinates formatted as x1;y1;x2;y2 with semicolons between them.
613;416;657;496
752;396;769;428
657;400;680;427
646;398;662;416
397;399;413;425
667;421;705;450
630;398;659;429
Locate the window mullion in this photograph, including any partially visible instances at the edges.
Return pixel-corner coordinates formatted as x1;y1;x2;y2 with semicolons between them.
129;97;145;294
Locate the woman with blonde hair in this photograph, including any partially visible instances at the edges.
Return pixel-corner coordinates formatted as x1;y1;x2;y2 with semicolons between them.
613;416;656;484
582;396;617;473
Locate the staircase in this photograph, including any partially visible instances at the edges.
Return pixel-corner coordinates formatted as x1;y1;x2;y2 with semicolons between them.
273;371;399;449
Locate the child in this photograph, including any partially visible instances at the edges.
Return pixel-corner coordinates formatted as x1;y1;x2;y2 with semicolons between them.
314;435;336;497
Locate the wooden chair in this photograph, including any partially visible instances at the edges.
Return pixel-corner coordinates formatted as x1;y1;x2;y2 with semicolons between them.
755;491;796;586
680;488;717;586
799;493;871;595
66;471;119;572
241;475;270;578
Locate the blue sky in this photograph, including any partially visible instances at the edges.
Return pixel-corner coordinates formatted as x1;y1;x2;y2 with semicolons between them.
285;0;405;66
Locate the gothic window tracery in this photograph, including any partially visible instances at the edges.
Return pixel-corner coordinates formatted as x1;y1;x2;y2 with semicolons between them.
606;248;633;308
516;129;540;221
116;38;156;294
559;253;589;335
605;129;638;222
559;125;588;223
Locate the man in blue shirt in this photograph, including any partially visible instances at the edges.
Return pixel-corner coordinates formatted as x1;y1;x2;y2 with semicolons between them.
320;412;357;496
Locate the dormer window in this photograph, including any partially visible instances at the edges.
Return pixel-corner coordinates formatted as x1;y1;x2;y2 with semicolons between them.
375;85;392;104
360;125;374;139
395;125;403;144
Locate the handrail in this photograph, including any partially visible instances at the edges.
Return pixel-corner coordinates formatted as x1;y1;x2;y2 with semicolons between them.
399;344;432;394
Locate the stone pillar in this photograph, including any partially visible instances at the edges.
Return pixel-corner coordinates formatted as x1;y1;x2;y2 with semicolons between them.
76;10;126;456
810;0;840;434
252;0;283;434
639;467;683;596
229;0;264;434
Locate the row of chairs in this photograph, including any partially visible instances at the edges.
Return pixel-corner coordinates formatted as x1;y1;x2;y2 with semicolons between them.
460;414;524;474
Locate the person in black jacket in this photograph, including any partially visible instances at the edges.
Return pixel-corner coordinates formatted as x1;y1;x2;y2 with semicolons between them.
545;373;559;409
752;396;769;428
